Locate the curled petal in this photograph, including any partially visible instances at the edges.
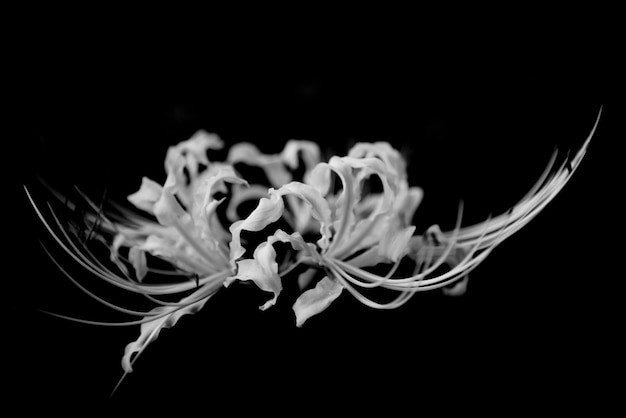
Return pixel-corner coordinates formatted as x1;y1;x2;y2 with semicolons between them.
127;177;163;214
191;165;248;243
277;182;333;250
324;157;358;253
153;189;190;227
165;130;224;179
281;140;321;175
176;130;224;164
226;184;269;222
267;229;321;262
229;242;281;310
163;153;188;200
227;229;321;310
122;281;222;373
227;143;292;187
293;276;343;327
229;189;285;262
347;141;408;182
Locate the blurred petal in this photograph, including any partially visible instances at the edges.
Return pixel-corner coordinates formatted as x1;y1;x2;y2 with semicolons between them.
297;268;318;290
395;186;423;225
178;130;224;165
139;235;176;258
127;177;163;214
163;153;187;198
110;234;130;275
228;142;292;187
378;225;416;262
165;131;224;179
153;189;190;227
128;246;148;281
281;140;321;172
139;235;213;275
308;163;332;196
345;246;387;268
442;275;469;296
347;141;408;182
293;276;343;327
226;184;269;222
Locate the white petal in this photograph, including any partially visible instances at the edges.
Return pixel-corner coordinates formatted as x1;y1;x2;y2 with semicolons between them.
128;246;148;281
227;142;268;164
191;165;247;243
229;189;285;262
227;228;321;310
345;246;387;268
323;157;358;252
378;225;416;262
165;131;224;180
266;229;320;261
395;186;423;225
227;142;292;187
293;276;343;327
153;189;190;227
179;130;224;164
193;165;247;213
297;268;318;290
308;163;332;196
347;141;408;182
277;182;333;250
139;235;176;258
163;153;187;194
127;177;163;214
230;242;282;310
281;140;321;171
226;184;269;222
122;282;221;373
330;214;386;260
110;234;130;275
442;275;469;296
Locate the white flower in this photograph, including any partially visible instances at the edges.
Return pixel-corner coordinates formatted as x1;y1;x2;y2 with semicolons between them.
25;107;601;393
224;108;601;325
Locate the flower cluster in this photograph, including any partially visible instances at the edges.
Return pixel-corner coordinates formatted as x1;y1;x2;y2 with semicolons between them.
26;111;599;386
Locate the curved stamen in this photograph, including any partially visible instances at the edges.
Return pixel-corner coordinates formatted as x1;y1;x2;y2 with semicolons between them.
40;242;161;317
328;263;414;309
38;275;226;327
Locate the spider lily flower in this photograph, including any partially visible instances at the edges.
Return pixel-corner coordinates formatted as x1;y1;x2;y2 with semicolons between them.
226;109;601;326
26;107;600;392
26;131;249;379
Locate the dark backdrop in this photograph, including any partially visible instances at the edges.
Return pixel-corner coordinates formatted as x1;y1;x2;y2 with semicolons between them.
9;35;618;411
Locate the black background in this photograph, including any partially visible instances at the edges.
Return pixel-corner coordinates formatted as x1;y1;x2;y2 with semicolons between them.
7;20;620;412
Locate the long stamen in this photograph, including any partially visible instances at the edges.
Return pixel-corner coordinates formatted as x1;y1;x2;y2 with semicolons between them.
27;187;222;296
329;263;414;309
38;273;227;327
40;242;159;317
